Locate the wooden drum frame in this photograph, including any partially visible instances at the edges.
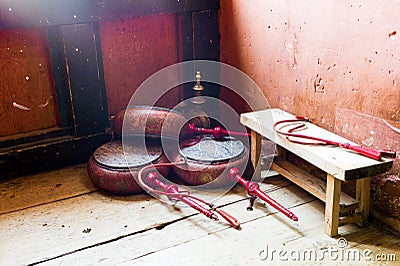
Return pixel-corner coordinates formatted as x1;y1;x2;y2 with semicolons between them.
87;140;169;194
172;136;249;188
88;105;250;193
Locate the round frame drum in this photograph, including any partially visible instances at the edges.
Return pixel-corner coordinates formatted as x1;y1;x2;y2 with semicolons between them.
112;106;189;139
87;140;169;194
172;136;249;188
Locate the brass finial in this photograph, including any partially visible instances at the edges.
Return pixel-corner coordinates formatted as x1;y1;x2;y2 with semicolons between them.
188;70;209;127
193;71;204;92
191;71;205;104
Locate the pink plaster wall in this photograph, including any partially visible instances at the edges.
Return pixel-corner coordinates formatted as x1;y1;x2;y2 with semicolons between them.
220;0;400;230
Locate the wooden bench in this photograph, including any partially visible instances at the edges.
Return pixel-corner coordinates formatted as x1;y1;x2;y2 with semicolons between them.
240;108;393;237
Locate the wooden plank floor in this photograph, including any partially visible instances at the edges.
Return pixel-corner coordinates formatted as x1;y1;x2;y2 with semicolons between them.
1;165;399;265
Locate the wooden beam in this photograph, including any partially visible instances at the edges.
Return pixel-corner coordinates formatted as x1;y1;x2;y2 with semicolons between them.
356;177;371;226
324;174;341;236
47;26;73;128
192;10;220;100
0;0;220;29
339;213;362;226
180;12;194;101
0;164;94;215
0;127;69;150
61;23;109;136
181;10;221;98
272;159;358;212
180;9;221;126
0;133;110;180
250;130;262;181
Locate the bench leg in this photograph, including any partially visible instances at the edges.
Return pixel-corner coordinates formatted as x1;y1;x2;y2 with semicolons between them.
325;174;341;237
356;177;371;226
250;130;261;181
276;145;287;161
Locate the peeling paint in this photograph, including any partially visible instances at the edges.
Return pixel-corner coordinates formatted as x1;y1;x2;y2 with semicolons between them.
12;102;31;111
313;74;325;94
383;120;400;134
38;97;52;108
334;108;400;221
284;33;298;70
389;31;397;40
361;136;374;147
327;64;337;71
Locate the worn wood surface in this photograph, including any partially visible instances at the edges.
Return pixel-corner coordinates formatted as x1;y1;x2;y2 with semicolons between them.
0;0;220;29
62;23;109;137
1;1;221;182
0;133;110;180
356;177;371;226
0;167;294;265
272;160;358;211
339;213;362;226
181;10;221;122
1;165;399;265
47;26;73;128
51;200;319;266
241;109;393;181
251;130;262;181
324;174;342;236
191;10;221;101
0;27;58;137
242;109;396;237
99;14;181;115
0;164;93;215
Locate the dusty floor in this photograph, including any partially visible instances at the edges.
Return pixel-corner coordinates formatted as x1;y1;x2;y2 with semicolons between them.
1;165;399;265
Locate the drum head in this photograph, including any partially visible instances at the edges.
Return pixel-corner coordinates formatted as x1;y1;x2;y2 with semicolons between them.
93;140;162;169
179;136;245;163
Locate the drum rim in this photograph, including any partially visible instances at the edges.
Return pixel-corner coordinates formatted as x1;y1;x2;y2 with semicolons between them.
93;140;163;170
178;136;246;164
125;105;183;115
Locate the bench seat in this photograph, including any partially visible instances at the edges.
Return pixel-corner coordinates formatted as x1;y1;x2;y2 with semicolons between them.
240;108;393;236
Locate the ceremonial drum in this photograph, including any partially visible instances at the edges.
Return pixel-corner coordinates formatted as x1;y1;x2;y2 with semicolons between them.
172;136;249;188
112;106;190;139
88;105;249;193
87;140;169;194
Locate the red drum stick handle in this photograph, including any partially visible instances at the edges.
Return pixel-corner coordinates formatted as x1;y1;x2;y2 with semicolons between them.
340;143;382;161
146;172;218;221
228;168;298;221
187;123;250;140
214;208;241;229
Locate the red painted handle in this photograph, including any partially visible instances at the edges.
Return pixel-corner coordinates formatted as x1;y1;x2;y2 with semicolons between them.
215;208;241;229
187;123;250;140
227;168;298;221
380;150;397;158
340;143;382;161
274;117;390;161
146;173;218;220
251;186;298;221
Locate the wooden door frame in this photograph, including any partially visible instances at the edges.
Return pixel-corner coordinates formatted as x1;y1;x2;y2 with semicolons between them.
0;0;220;179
